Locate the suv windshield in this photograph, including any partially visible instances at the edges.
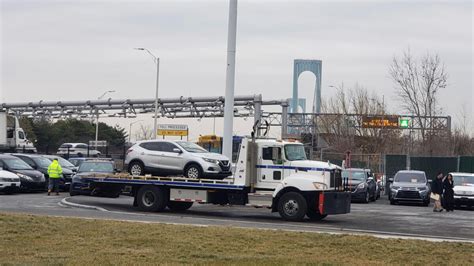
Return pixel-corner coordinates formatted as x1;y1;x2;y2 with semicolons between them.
78;162;114;173
342;171;366;181
284;144;307;161
394;172;426;183
3;158;34;170
176;142;208;153
453;175;474;186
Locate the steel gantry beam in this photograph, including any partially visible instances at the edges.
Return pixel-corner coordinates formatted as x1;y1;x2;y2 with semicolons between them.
1;95;290;137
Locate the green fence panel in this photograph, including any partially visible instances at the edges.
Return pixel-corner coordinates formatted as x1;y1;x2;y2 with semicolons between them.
459;156;474;173
410;157;458;180
384;155;407;179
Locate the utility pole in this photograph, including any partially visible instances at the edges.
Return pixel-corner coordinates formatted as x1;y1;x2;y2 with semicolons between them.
222;0;238;159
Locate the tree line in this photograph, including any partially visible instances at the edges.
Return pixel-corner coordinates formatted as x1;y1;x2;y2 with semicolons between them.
19;118;127;154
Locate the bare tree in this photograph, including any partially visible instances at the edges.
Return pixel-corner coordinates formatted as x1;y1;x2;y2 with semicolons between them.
135;124;153;141
389;49;447;145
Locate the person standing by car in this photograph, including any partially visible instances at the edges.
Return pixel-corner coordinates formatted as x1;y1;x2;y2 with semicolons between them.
443;174;455;212
47;158;62;196
431;172;444;212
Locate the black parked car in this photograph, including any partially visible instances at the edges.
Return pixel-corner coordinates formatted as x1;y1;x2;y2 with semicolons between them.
0;154;45;191
342;168;377;203
12;154;74;191
42;155;78;173
70;160;119;197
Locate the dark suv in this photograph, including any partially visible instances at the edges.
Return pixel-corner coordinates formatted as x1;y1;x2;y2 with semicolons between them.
342;168;377;203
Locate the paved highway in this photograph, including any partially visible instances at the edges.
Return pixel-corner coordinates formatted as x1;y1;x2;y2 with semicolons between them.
1;192;473;242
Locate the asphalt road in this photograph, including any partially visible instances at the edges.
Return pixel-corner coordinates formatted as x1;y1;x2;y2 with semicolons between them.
1;192;473;242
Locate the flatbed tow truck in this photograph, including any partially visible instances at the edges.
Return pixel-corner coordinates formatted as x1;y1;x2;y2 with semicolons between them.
74;136;351;221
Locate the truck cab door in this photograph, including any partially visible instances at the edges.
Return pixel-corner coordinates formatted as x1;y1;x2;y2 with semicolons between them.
256;146;283;189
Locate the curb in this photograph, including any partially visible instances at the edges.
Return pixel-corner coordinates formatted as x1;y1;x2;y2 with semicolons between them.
60;197;108;212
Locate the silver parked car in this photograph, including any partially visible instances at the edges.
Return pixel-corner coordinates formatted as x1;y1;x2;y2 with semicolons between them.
125;140;232;179
389;170;431;206
57;143;101;157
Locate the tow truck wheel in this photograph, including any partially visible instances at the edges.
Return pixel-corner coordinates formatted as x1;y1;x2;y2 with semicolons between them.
278;192;307;222
136;186;168;212
168;201;193;211
306;209;327;221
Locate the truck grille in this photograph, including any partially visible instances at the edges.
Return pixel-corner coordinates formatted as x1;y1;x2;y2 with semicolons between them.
219;160;230;171
397;190;421;199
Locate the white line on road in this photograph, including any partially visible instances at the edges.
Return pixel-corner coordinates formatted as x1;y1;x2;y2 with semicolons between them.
59;197;474;243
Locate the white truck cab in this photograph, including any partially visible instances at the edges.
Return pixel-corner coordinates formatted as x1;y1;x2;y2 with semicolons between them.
0;112;36;153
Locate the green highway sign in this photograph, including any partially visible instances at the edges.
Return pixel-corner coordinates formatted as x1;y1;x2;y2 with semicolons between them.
399;118;410;128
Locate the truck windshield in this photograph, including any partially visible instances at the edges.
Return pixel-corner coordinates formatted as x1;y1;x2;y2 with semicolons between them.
176;142;208;153
394;172;426;183
284;144;307;161
3;158;34;170
453;175;474;186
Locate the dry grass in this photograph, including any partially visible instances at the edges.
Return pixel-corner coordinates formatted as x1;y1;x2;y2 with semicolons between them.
0;212;472;265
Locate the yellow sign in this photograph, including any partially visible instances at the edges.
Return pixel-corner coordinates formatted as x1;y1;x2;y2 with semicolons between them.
157;124;188;136
157;129;188;136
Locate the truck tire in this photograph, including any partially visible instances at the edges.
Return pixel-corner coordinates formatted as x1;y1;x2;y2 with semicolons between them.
184;164;202;179
168;201;193;211
277;192;307;222
306;209;327;221
136;185;168;212
129;161;145;176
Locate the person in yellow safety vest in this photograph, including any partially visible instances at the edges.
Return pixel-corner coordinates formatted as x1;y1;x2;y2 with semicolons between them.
47;158;63;196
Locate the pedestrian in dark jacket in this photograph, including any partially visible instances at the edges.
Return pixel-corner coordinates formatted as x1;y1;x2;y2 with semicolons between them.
431;172;444;212
443;174;455;212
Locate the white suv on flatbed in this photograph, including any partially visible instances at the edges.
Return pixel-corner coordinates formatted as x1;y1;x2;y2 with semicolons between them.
125;140;231;179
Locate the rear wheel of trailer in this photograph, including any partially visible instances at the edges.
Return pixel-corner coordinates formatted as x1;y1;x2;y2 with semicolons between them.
136;185;169;212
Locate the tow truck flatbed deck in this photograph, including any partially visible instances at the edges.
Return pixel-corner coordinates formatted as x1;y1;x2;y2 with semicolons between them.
81;174;246;190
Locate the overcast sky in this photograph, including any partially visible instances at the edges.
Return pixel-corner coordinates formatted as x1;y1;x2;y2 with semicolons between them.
1;0;472;140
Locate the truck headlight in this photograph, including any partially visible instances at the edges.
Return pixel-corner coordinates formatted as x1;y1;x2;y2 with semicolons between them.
391;186;400;191
203;158;218;164
313;182;328;190
418;186;427;191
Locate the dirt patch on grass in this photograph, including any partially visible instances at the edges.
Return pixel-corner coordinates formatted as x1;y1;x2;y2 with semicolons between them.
0;212;472;265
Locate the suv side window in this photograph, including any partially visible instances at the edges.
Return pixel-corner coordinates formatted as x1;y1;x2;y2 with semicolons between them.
76;144;88;149
159;142;178;152
139;142;162;151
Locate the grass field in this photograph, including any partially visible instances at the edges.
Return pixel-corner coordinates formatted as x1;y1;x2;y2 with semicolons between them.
0;212;472;265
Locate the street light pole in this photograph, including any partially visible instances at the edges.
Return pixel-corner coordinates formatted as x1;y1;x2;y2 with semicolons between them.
135;47;160;139
95;90;115;149
129;120;144;143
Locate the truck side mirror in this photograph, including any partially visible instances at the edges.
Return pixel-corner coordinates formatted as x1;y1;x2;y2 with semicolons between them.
388;178;394;183
172;148;182;154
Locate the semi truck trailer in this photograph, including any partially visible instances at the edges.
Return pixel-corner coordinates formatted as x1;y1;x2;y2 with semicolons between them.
73;136;351;221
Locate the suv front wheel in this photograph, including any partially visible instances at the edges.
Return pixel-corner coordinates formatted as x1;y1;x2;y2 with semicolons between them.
184;164;202;179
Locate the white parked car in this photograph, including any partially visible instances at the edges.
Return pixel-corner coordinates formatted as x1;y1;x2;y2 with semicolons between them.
57;143;101;157
0;168;21;194
125;140;231;179
451;172;474;209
